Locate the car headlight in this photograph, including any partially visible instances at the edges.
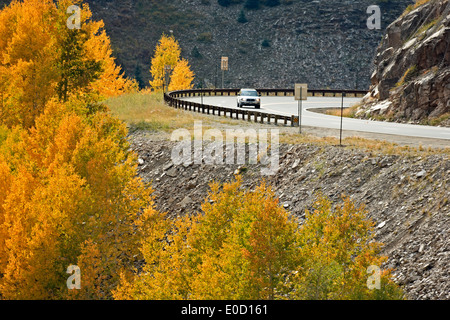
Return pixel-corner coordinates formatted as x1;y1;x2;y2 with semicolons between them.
256;98;260;102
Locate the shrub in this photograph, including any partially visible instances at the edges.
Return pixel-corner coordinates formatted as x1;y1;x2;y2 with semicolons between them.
237;10;248;23
197;32;214;42
114;178;404;300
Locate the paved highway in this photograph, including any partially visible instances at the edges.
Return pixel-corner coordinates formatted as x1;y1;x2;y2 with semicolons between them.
182;96;450;140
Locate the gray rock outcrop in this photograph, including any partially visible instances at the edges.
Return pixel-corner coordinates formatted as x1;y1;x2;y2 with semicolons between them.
359;0;450;126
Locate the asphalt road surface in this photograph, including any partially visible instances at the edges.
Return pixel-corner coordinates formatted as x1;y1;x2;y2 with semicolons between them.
182;96;450;141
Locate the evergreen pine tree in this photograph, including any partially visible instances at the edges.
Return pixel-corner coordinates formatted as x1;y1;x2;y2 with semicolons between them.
237;10;247;23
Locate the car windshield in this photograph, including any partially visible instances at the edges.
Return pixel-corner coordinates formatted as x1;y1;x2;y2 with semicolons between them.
241;90;258;96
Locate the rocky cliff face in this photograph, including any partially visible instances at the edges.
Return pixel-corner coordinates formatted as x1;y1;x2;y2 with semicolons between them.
358;0;450;126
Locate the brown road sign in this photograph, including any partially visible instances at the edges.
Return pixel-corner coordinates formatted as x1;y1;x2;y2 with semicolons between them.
295;83;308;100
221;57;228;71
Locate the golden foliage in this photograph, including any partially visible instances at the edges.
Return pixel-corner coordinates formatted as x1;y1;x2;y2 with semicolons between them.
149;34;194;92
0;0;403;301
114;178;403;300
0;98;158;299
293;195;402;299
0;0;152;299
0;0;136;128
168;59;195;91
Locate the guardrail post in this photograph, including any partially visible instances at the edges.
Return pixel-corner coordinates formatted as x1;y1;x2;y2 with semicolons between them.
291;115;295;127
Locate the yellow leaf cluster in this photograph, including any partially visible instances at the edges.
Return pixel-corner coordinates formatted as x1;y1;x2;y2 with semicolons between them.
0;99;158;299
149;34;194;92
114;178;404;300
0;0;136;128
169;59;195;91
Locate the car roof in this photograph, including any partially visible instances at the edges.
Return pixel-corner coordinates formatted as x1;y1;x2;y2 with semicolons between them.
240;88;257;91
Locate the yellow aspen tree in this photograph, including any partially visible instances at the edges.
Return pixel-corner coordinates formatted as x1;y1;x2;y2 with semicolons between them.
168;58;195;91
0;97;159;299
0;0;136;128
149;34;182;92
0;0;58;128
115;178;299;300
292;194;404;300
189;180;298;300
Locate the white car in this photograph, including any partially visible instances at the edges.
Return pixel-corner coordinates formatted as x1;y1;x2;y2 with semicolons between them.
237;88;261;109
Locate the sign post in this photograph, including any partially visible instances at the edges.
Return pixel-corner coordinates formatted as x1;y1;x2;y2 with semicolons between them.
295;83;308;134
340;91;345;146
200;78;204;106
221;57;228;88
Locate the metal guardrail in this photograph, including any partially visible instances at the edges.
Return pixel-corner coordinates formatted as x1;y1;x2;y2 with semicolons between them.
164;88;368;127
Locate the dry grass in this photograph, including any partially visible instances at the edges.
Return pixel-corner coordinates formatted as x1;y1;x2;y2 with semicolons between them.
104;92;215;133
402;0;433;16
325;105;359;118
421;113;450;126
396;65;418;87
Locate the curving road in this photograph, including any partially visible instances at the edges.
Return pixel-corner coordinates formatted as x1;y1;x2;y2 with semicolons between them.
182;95;450;141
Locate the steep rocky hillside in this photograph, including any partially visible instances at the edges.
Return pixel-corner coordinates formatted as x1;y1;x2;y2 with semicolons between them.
87;0;413;90
130;130;450;300
358;0;450;126
0;0;413;89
